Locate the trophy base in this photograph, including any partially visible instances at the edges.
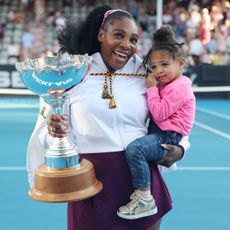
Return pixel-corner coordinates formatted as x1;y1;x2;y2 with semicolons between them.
29;159;103;203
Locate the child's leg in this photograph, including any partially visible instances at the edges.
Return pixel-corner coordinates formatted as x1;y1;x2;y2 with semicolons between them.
117;134;163;219
125;133;165;191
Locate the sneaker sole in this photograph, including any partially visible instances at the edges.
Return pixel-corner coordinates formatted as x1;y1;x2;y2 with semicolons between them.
117;207;158;220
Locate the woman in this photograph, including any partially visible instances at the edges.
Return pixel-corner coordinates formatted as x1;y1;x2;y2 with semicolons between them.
27;5;190;230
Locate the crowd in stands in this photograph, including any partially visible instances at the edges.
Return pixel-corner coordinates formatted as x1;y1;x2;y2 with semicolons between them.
0;0;229;68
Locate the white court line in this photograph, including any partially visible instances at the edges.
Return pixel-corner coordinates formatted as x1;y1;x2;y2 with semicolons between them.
192;86;230;92
1;166;230;171
194;121;230;140
0;166;26;171
0;88;34;95
196;107;230;120
178;166;230;171
0;104;38;109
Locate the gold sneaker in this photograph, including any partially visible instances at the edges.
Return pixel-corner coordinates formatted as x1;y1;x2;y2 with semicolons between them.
117;191;158;220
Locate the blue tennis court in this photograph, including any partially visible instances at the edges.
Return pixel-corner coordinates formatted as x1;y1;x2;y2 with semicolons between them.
0;95;230;230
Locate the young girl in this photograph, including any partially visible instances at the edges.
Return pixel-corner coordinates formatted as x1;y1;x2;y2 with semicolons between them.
117;25;196;220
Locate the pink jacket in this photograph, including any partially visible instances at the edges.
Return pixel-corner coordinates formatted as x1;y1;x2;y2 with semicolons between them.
147;76;195;135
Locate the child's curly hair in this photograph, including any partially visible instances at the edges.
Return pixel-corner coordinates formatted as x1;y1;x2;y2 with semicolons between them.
143;25;184;66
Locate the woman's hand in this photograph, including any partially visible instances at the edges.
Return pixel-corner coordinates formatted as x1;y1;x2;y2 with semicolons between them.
155;144;184;167
47;114;70;138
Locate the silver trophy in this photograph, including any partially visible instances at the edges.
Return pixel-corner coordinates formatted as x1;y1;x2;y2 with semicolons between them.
15;53;102;203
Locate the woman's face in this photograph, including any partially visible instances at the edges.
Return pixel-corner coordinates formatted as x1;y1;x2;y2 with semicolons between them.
98;17;139;71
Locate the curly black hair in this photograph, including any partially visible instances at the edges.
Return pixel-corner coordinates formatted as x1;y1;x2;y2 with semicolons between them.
57;5;112;55
143;25;184;65
57;5;135;56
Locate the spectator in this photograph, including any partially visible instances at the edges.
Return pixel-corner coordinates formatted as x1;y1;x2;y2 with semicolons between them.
185;7;201;42
226;33;230;54
0;20;6;44
200;8;211;44
211;50;226;65
7;10;16;23
175;10;188;39
215;26;227;53
206;32;219;54
128;0;140;20
188;33;204;66
55;11;67;31
21;28;35;59
136;25;152;58
137;3;149;32
7;40;20;60
35;0;46;25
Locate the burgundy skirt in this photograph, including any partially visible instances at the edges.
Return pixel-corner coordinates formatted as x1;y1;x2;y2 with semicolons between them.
68;151;172;230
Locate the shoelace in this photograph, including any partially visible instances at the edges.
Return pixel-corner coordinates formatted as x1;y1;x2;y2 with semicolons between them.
127;192;142;213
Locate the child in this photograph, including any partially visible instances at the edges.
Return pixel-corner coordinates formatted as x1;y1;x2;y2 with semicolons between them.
117;25;196;220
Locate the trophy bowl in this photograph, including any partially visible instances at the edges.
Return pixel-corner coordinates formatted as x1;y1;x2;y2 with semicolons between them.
15;53;103;203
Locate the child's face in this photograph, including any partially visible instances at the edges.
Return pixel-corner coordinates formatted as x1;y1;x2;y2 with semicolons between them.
148;50;185;85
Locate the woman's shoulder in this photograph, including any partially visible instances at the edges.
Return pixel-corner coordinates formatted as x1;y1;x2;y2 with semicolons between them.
132;54;143;66
126;54;146;74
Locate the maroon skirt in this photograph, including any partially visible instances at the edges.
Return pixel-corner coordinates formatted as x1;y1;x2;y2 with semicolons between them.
68;151;172;230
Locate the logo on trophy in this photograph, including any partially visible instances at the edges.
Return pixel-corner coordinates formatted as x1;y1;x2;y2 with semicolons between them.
15;53;103;203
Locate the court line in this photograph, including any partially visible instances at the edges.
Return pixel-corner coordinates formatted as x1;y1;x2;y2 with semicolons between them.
194;120;230;140
1;166;230;171
196;107;230;120
0;104;39;109
178;166;230;171
0;88;34;95
0;166;26;170
192;86;230;92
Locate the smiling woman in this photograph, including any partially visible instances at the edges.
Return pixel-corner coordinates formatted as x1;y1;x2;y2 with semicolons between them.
26;5;188;230
98;11;139;71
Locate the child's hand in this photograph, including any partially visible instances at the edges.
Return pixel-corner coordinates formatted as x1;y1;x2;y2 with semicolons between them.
145;72;157;88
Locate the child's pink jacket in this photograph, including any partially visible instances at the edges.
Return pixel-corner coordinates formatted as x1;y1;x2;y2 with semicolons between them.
146;76;196;135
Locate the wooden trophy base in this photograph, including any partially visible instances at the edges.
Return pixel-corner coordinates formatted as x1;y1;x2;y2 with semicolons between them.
29;159;103;203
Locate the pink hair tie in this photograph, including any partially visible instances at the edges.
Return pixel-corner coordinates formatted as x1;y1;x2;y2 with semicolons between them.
101;9;133;28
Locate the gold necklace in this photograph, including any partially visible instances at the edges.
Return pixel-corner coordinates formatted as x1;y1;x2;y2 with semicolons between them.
90;71;145;109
